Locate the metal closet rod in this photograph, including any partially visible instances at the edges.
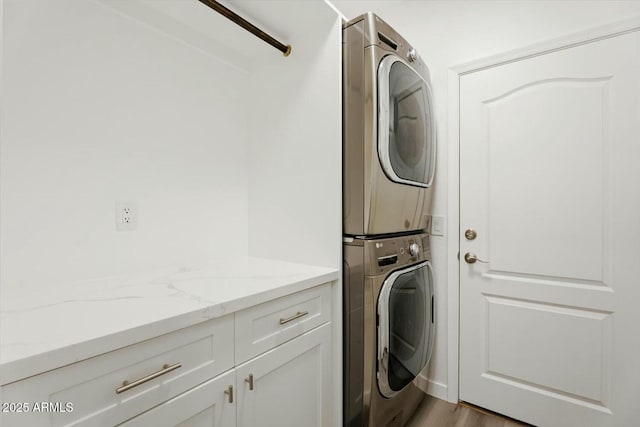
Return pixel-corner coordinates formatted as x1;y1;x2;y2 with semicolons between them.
198;0;292;57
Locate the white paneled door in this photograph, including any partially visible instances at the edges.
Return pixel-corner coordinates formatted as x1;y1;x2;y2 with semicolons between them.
459;29;640;427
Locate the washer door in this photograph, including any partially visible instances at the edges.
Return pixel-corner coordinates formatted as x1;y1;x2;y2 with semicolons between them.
378;55;436;188
377;261;434;398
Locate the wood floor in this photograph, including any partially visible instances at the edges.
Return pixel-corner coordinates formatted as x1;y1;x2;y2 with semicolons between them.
406;396;532;427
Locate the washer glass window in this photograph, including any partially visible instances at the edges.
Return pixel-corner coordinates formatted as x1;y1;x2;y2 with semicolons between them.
377;262;434;397
378;57;435;188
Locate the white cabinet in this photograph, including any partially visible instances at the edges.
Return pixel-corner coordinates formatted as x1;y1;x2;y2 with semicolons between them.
1;284;333;427
124;324;332;427
0;315;235;427
236;323;332;427
234;283;332;364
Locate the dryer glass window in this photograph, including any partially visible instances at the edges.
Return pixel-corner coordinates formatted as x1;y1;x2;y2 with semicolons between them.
386;61;434;186
378;262;434;397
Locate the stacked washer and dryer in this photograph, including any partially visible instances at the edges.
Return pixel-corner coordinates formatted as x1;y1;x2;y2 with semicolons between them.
343;13;436;427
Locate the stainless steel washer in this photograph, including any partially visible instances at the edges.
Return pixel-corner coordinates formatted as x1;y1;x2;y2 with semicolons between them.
344;232;435;426
343;13;436;236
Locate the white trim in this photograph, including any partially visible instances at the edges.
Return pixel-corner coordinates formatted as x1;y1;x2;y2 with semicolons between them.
426;379;448;401
322;0;346;22
452;15;640;76
446;15;640;405
446;66;460;404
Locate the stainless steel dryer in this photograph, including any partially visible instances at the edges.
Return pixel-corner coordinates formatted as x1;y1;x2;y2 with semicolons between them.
344;233;435;426
343;13;436;236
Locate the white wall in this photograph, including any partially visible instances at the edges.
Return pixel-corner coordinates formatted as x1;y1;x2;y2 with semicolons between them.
247;1;342;270
1;0;343;422
2;0;344;297
0;0;250;297
243;4;343;425
332;0;640;401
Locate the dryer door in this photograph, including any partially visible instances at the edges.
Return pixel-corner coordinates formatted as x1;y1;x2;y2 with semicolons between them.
378;56;435;188
377;261;434;398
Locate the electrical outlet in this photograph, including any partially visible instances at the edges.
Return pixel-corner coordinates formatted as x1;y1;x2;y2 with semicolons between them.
115;201;137;231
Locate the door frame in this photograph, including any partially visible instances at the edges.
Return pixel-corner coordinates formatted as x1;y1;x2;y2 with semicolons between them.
445;16;640;404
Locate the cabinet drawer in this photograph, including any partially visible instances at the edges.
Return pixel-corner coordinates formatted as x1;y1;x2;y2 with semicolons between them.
235;283;331;364
119;369;235;427
1;315;233;427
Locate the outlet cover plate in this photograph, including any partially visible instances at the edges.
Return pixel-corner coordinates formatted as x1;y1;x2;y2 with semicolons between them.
430;215;445;236
115;201;137;231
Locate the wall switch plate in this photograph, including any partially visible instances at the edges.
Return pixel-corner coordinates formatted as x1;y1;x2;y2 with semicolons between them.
115;201;137;231
430;215;445;236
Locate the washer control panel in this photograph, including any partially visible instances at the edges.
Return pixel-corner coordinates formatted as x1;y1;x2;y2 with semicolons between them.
365;233;430;274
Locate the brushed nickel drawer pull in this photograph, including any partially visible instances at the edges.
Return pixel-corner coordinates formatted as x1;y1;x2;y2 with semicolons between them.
224;385;234;403
279;310;309;325
115;362;182;394
245;373;254;391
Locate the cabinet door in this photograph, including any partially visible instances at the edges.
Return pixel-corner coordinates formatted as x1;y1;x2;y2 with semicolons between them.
120;370;236;427
236;323;332;427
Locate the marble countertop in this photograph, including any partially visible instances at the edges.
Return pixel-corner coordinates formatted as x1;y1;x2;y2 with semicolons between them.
0;257;338;386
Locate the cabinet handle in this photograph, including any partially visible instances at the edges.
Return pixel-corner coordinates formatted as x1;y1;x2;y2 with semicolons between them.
279;310;309;325
224;385;234;403
116;362;182;394
245;374;254;391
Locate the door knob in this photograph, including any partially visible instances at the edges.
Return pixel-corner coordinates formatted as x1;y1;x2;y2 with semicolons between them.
464;229;477;240
464;252;488;264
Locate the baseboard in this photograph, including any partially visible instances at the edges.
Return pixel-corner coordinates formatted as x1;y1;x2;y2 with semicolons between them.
426;379;448;401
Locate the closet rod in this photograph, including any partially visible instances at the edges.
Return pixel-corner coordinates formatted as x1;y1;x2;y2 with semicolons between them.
198;0;292;57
